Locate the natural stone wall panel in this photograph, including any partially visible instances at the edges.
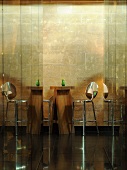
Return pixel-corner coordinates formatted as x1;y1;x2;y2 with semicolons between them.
0;2;127;127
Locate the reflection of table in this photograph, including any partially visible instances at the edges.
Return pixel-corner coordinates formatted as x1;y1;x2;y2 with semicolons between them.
27;86;43;135
50;86;74;134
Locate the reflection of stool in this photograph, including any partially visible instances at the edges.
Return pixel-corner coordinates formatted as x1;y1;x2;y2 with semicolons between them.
36;114;51;169
72;82;99;136
42;99;53;134
1;82;29;136
37;133;50;169
103;83;123;135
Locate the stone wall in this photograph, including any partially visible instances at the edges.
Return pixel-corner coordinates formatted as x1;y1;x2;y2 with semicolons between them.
0;1;126;126
104;1;127;122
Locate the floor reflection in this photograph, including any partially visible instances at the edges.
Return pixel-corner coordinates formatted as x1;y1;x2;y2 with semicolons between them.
104;134;126;170
0;130;126;170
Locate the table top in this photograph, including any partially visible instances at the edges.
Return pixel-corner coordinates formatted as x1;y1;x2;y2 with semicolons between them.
27;86;43;90
50;86;75;90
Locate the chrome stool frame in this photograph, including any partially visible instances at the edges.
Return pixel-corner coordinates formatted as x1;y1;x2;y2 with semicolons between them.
103;83;123;136
1;82;29;136
43;98;53;134
72;82;99;136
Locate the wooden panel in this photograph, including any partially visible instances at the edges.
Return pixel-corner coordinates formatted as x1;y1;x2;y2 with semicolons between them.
1;0;41;5
56;90;73;134
50;86;75;90
51;86;74;134
1;0;126;5
0;0;104;5
43;0;104;4
27;86;43;135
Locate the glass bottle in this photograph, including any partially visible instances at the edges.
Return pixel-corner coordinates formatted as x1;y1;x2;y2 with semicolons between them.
61;79;65;86
36;79;40;86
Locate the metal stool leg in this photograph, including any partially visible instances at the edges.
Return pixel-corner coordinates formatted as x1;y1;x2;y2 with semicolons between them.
72;100;85;135
15;102;18;136
83;101;86;136
48;101;51;134
111;101;114;136
108;102;110;126
71;101;74;134
5;102;9;121
43;99;52;134
92;101;99;134
4;102;8;128
120;104;124;133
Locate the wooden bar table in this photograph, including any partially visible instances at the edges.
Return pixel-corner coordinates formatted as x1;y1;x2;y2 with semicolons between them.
50;86;74;134
27;86;43;135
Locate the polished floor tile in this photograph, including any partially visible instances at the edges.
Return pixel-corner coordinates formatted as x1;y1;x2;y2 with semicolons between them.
0;130;126;170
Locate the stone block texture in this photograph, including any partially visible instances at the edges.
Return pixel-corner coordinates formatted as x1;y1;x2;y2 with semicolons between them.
0;1;127;126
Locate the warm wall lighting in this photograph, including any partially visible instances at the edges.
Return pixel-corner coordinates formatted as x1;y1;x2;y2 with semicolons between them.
57;5;72;14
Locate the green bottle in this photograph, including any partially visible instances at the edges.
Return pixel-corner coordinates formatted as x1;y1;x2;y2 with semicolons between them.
61;79;65;86
36;79;40;86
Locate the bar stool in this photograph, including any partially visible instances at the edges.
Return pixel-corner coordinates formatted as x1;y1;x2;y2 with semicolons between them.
72;82;99;135
1;82;29;136
103;83;123;135
42;98;53;168
42;98;53;134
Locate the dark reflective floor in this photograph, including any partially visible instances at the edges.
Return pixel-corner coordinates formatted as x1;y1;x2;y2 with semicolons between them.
0;128;126;170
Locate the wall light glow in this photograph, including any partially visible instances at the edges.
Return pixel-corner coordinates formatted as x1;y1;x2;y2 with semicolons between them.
57;6;72;14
